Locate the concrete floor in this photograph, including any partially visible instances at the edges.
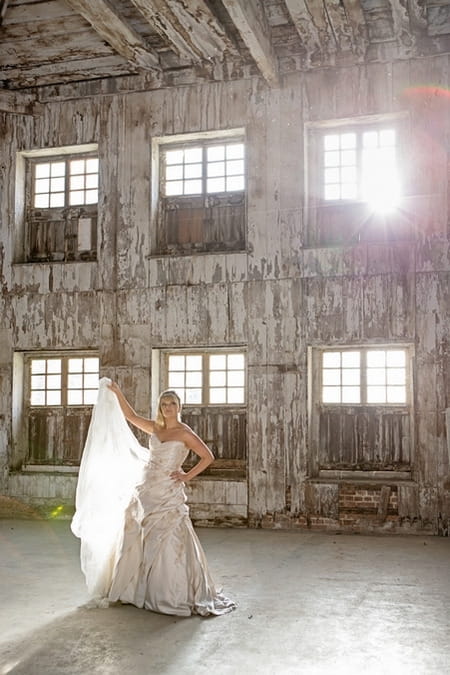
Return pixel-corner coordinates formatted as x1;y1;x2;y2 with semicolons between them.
0;521;449;675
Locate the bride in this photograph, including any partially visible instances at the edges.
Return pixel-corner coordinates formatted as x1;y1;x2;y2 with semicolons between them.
71;378;236;617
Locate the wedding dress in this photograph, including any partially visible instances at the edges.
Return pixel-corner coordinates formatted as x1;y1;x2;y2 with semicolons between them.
71;378;236;616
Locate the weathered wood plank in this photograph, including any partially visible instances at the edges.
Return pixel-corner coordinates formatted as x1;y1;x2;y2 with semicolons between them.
221;0;279;86
64;0;160;71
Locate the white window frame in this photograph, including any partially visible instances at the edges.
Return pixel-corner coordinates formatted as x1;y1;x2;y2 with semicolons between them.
161;348;247;406
311;344;414;409
305;112;408;208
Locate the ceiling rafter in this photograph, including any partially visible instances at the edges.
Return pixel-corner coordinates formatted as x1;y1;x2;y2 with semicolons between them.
284;0;322;58
341;0;369;55
221;0;279;86
130;0;236;62
64;0;160;71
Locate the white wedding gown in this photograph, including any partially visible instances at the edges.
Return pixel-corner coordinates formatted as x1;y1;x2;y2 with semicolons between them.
71;379;236;617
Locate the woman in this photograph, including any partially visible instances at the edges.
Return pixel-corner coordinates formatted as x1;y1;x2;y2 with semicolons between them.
71;378;236;617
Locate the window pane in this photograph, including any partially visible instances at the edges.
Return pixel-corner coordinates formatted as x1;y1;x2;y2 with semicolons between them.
226;176;244;191
85;173;98;189
84;357;99;371
166;149;184;165
184;180;202;195
323;352;340;368
47;375;61;390
184;147;202;163
226;159;244;176
228;353;245;369
342;369;360;386
184;163;202;179
165;181;184;196
324;135;339;151
342;386;360;403
210;354;226;369
367;350;386;367
51;162;66;177
186;371;202;387
70;191;85;206
47;360;61;373
84;389;98;405
68;374;83;389
185;388;202;404
367;368;386;385
166;165;183;181
207;145;224;161
367;386;386;403
51;177;65;192
169;372;185;388
35;178;50;193
31;390;46;405
31;360;46;374
68;390;83;405
387;368;405;385
207;177;225;193
323;387;341;403
69;358;83;372
324;151;340;167
341;184;357;200
228;370;245;387
49;193;65;208
323;369;340;386
86;158;99;173
387;350;406;367
324;184;340;201
228;388;244;404
325;168;340;184
387;386;406;403
341;166;357;183
186;355;202;370
208;161;225;178
34;193;49;208
341;133;356;149
210;370;226;387
341;150;356;166
35;163;50;178
210;387;226;403
47;390;61;405
169;355;185;370
70;175;85;190
70;159;85;174
341;351;360;367
31;375;46;390
84;374;99;389
226;143;244;159
85;189;98;204
363;131;378;148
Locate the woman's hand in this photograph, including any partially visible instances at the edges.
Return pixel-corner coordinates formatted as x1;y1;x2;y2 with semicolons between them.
108;381;121;396
170;470;188;483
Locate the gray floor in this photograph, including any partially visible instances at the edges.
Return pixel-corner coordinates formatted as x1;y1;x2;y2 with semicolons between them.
0;520;449;675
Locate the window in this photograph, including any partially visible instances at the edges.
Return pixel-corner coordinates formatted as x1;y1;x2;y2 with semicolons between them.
166;351;246;405
19;145;99;262
24;353;99;466
30;356;99;407
164;142;245;196
309;344;413;475
152;129;246;255
305;114;410;246
323;127;400;210
321;348;407;405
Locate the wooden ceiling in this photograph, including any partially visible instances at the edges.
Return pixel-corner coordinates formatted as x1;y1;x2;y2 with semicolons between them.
1;0;450;110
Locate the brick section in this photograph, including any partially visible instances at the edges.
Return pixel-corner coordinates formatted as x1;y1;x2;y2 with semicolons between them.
339;484;398;514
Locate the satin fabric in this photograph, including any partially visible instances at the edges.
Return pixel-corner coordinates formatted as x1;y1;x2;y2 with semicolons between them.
108;436;236;616
72;379;236;616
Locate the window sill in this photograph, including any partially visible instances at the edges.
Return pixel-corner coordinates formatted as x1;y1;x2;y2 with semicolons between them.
312;469;413;483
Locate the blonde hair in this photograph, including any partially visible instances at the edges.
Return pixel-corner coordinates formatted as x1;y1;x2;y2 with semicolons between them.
156;390;182;427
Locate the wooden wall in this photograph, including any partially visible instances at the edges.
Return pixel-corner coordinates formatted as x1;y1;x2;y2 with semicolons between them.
1;54;449;532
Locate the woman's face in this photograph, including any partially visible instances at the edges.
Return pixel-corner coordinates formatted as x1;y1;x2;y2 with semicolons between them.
160;396;179;420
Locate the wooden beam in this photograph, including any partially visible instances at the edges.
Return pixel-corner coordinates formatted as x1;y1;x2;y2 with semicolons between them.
0;0;9;26
284;0;322;57
341;0;369;55
64;0;160;71
221;0;279;87
0;89;42;115
130;0;236;61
